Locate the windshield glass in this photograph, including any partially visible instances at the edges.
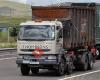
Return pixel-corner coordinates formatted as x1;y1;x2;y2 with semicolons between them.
18;25;55;40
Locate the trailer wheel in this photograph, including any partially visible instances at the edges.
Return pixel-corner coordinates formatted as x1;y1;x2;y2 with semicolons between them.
57;59;65;76
81;53;88;71
31;68;39;74
21;64;30;76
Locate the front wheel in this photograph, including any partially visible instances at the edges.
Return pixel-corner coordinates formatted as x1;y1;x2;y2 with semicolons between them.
66;57;73;74
20;64;30;76
57;59;65;76
31;68;39;74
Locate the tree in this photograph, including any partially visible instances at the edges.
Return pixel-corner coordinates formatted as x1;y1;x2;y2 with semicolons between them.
9;27;17;37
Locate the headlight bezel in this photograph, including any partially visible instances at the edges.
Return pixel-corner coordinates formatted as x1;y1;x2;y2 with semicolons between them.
17;55;23;59
47;55;57;60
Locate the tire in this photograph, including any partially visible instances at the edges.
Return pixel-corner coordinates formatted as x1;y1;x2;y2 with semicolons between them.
81;53;88;71
20;64;30;76
57;59;65;76
88;60;94;70
88;54;94;70
75;65;80;71
31;68;39;74
75;54;82;71
96;49;100;59
96;49;100;56
66;57;73;74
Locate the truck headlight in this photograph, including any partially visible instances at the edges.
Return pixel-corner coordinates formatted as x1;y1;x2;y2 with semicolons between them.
47;56;56;59
23;56;29;60
17;55;23;59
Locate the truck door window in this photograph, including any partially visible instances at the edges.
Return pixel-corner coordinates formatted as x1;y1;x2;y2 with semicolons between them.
58;29;63;38
56;26;63;42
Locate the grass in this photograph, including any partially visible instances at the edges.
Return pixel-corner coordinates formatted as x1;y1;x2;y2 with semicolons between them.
0;0;31;11
0;16;31;25
0;0;31;48
0;42;17;48
0;0;32;18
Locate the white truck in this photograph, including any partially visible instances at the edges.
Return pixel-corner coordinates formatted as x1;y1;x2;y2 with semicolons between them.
16;20;70;76
16;6;96;76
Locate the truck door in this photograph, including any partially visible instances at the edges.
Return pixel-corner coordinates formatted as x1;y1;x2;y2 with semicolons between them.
56;27;63;53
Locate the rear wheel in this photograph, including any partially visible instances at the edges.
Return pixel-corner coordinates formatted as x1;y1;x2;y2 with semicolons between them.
96;49;100;56
20;64;30;76
96;49;100;59
81;53;88;71
88;54;94;70
88;60;94;70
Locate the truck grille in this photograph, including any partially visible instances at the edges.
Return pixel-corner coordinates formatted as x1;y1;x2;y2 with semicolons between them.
20;49;50;52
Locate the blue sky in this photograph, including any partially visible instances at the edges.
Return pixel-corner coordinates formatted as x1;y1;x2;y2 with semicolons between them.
8;0;100;6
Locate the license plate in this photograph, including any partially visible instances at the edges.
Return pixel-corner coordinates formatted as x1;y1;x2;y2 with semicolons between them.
30;62;39;64
23;60;30;64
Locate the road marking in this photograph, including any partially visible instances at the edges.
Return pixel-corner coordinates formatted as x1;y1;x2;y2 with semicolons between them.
0;54;15;57
0;57;16;61
59;70;100;80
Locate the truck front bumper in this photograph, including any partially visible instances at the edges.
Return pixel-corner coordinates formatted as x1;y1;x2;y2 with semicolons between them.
16;55;58;69
16;58;58;65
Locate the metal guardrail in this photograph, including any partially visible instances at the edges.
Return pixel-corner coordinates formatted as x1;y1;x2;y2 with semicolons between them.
0;48;17;52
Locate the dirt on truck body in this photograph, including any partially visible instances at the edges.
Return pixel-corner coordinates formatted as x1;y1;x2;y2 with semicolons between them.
32;6;96;49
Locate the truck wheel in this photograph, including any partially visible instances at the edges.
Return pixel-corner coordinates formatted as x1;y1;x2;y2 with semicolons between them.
66;58;73;74
96;49;100;56
81;54;88;71
57;59;65;76
88;60;94;70
31;68;39;74
21;64;30;76
88;54;94;70
96;49;100;59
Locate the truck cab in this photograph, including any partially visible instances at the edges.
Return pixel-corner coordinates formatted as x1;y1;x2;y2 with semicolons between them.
16;20;66;76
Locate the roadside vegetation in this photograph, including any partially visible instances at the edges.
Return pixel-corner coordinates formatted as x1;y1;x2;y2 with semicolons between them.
0;1;31;48
0;17;31;48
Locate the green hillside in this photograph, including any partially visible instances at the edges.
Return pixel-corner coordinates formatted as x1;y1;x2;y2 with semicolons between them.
0;0;32;46
0;0;32;25
0;0;32;18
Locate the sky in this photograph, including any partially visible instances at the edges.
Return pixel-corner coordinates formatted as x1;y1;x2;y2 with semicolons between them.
8;0;27;4
8;0;100;6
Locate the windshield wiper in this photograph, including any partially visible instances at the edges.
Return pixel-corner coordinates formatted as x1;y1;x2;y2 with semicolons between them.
18;38;47;41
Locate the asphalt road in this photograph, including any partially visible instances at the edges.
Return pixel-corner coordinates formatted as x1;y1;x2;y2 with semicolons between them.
0;50;100;80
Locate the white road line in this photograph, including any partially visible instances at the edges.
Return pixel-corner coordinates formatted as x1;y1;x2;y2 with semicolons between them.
0;54;15;57
59;70;100;80
0;57;16;61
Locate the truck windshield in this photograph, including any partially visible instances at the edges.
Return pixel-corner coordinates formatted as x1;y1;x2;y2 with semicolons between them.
18;25;55;40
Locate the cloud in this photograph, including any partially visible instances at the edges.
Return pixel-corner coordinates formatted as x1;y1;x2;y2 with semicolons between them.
27;0;100;6
8;0;27;4
8;0;100;6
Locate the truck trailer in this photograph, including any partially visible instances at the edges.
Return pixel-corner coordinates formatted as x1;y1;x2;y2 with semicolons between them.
16;5;96;76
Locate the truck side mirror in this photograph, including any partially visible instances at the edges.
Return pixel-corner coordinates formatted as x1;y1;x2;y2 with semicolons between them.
57;39;60;42
57;26;60;30
59;29;63;38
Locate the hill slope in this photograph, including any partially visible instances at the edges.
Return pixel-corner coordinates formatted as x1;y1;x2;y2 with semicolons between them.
0;0;31;17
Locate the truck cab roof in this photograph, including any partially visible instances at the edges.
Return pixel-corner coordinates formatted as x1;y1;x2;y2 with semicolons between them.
20;20;62;27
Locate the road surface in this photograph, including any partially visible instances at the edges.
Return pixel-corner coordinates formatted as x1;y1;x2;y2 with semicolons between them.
0;50;100;80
